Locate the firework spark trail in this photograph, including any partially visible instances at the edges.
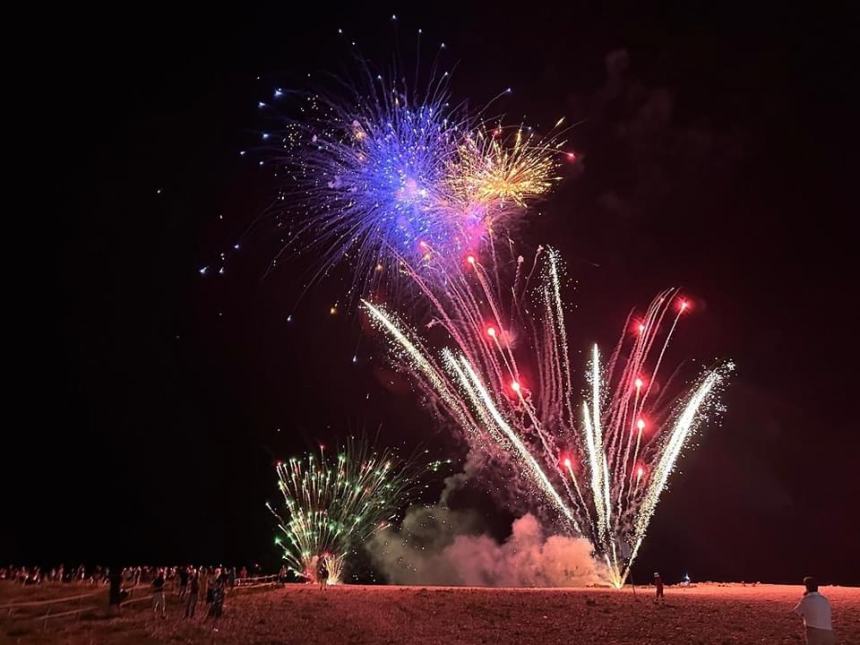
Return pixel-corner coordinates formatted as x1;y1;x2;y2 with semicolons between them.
267;438;438;584
363;247;731;587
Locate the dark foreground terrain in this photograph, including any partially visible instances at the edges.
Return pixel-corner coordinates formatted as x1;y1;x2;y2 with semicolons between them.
2;581;858;643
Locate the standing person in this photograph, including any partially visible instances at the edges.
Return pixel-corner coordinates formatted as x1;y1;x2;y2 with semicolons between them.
207;579;224;619
317;555;329;591
178;565;189;599
653;572;664;603
793;577;835;645
185;573;199;619
152;569;167;618
108;567;123;613
199;567;209;601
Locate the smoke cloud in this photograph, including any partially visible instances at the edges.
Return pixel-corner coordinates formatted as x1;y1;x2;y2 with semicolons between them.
369;507;607;587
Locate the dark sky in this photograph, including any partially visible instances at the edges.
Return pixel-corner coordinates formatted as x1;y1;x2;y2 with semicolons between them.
5;3;858;584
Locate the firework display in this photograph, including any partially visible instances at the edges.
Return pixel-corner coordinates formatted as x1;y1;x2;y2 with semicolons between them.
268;45;730;588
266;57;566;293
362;247;731;587
267;439;433;583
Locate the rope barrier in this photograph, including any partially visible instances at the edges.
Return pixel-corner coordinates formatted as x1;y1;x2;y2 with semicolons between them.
0;590;101;609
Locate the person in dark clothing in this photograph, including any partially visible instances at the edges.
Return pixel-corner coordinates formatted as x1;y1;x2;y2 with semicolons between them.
317;556;329;591
178;566;189;599
207;579;224;619
185;573;199;618
108;568;123;611
654;572;664;602
152;570;166;618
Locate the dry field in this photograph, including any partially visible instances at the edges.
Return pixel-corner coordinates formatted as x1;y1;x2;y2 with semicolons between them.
2;581;858;644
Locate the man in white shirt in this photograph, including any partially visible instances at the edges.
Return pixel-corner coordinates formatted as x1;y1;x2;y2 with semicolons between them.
793;576;835;645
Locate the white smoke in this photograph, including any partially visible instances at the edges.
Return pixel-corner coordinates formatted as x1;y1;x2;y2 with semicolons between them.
369;507;607;587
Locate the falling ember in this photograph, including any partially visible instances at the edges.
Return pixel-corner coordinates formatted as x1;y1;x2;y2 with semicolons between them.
363;246;732;589
486;326;497;338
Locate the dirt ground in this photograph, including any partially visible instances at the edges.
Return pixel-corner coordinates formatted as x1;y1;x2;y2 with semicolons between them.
2;581;858;644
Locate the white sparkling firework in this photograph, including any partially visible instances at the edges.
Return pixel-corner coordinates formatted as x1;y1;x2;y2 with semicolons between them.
363;246;731;587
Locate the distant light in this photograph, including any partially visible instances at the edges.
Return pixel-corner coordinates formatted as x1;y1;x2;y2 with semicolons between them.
329;306;337;315
199;266;208;275
566;152;576;161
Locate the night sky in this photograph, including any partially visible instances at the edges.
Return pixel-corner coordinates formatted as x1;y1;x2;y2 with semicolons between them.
6;3;858;585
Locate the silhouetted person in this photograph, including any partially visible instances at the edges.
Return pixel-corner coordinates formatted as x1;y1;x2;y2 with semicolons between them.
793;576;835;645
653;572;664;602
317;556;329;591
178;565;189;599
207;579;224;619
152;570;166;618
185;573;199;618
108;568;122;611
